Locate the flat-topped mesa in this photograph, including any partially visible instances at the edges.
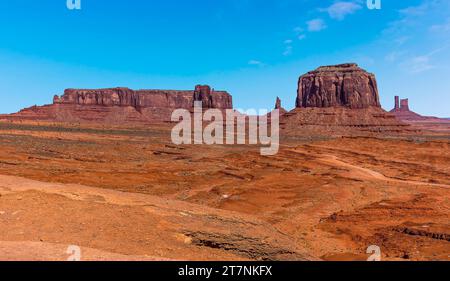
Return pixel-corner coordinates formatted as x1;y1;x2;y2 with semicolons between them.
53;85;233;110
6;85;233;124
296;63;381;109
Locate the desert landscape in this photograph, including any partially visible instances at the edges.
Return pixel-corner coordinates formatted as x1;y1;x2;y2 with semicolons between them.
0;63;449;261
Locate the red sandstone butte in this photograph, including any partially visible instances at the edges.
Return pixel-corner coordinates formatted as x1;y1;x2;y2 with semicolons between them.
281;63;410;136
6;85;233;124
296;63;380;109
390;96;435;121
389;96;450;135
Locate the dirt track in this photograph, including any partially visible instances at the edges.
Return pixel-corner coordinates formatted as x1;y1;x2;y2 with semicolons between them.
291;148;450;188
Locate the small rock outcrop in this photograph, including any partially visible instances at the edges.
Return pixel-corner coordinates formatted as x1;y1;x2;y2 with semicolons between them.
296;63;381;109
275;97;282;110
390;96;447;122
274;97;287;115
389;96;450;135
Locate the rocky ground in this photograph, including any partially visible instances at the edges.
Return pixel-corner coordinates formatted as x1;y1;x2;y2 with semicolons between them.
0;121;448;261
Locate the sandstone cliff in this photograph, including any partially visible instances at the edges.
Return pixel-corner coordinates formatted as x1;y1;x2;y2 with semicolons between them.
6;85;232;124
53;85;232;111
296;63;380;109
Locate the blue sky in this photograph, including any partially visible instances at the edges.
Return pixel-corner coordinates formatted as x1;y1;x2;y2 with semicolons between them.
0;0;449;117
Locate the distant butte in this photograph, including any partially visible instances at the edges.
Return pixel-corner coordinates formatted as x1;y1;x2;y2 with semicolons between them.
296;63;380;109
390;96;446;122
4;63;445;137
389;96;450;134
3;85;232;124
282;63;411;136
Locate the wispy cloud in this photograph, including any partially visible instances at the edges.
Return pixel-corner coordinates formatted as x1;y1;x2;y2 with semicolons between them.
321;1;362;20
294;27;306;40
248;60;265;67
383;2;430;35
403;55;434;73
401;45;450;73
430;18;450;32
385;51;406;63
294;27;304;34
385;0;450;34
307;18;327;32
283;45;293;56
281;26;307;56
395;36;410;45
399;3;430;17
382;0;450;74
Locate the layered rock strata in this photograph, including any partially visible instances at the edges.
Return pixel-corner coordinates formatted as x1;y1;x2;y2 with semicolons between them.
296;63;380;109
4;85;232;124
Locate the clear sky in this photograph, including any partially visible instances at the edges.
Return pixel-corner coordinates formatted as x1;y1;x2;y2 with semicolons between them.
0;0;449;117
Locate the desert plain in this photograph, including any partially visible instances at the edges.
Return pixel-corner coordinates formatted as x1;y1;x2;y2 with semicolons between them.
0;64;449;261
0;120;448;261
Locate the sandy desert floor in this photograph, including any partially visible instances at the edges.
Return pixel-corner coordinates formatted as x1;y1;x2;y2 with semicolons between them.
0;121;448;261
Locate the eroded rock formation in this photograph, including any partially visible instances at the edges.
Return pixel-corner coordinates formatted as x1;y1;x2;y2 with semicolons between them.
275;97;282;110
54;85;232;110
6;85;232;124
390;96;450;125
296;63;380;109
280;64;413;137
274;97;287;115
390;96;429;121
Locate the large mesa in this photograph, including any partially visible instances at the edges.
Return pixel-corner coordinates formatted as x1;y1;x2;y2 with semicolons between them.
4;85;232;124
53;85;232;110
